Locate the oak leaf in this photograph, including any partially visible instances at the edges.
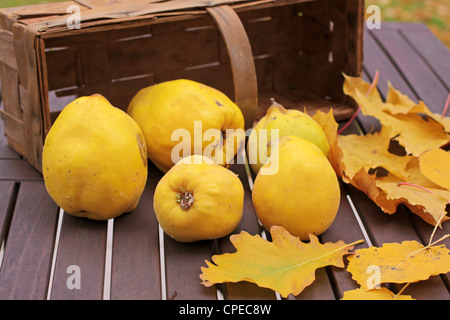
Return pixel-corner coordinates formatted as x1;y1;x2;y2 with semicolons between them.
341;287;414;300
200;226;362;298
347;240;450;291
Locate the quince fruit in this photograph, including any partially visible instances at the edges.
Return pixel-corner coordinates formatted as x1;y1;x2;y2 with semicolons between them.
252;136;340;241
43;94;148;220
127;79;245;173
153;155;244;242
248;99;330;175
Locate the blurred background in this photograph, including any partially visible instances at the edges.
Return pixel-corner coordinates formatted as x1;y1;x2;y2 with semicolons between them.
1;0;449;48
366;0;449;48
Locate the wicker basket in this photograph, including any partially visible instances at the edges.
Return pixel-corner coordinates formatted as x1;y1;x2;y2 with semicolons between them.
0;0;364;172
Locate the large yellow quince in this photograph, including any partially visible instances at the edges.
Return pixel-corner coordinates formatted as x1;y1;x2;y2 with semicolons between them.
248;99;330;175
153;155;244;242
252;136;340;241
127;79;245;173
43;94;148;220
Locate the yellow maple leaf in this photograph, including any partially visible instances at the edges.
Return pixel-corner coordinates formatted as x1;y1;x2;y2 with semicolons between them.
323;74;450;225
341;287;414;300
344;161;449;225
347;240;450;291
200;226;362;298
419;148;450;190
337;126;412;181
343;74;450;156
383;82;429;115
384;83;450;133
311;109;343;178
376;174;450;225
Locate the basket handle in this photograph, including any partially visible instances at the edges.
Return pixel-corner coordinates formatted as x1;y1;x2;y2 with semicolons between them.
206;5;257;130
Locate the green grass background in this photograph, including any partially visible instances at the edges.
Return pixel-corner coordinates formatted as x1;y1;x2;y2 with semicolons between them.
1;0;449;48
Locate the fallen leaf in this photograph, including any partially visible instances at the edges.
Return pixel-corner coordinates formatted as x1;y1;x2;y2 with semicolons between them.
419;148;450;190
347;240;450;291
341;287;414;300
311;109;343;177
343;74;450;156
376;173;450;225
345;161;450;225
388;113;449;157
200;226;362;298
338;126;412;181
383;82;429;115
326;74;450;225
349;168;400;215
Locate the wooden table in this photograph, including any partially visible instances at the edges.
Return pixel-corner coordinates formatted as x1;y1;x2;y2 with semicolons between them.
0;22;449;301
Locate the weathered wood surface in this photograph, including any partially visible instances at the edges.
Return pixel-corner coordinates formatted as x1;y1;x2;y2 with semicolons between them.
0;22;449;300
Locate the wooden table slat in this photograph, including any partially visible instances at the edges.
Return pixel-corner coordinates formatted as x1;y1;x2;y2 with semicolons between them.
0;181;59;299
110;178;162;300
369;25;449;114
49;212;107;300
0;180;15;243
0;159;42;181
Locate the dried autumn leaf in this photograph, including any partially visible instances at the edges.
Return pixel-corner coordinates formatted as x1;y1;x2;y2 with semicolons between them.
337;126;412;181
349;168;400;215
384;82;430;115
343;74;450;156
311;109;343;177
345;160;449;225
347;240;450;291
326;74;450;225
384;83;450;133
388;114;450;157
376;173;450;225
341;287;414;300
419;148;450;190
200;226;362;298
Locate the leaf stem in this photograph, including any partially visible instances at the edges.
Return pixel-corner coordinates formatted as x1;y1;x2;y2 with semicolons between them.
428;211;448;246
441;93;450;118
397;182;433;194
394;282;411;299
337;106;361;135
428;233;450;248
400;233;450;266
